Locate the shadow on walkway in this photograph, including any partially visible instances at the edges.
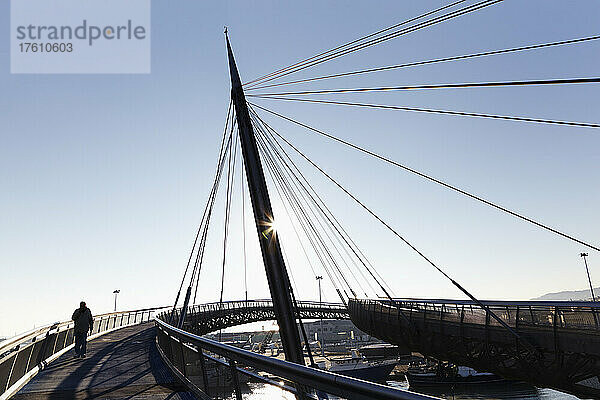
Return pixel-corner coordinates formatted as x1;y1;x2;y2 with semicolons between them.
13;323;196;400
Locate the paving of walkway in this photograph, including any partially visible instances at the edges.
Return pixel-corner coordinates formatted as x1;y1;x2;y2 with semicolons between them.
12;323;196;400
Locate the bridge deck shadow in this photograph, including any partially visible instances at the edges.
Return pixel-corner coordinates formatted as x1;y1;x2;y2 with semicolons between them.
12;323;196;400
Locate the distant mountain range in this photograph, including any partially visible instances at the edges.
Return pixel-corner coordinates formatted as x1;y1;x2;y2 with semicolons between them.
532;287;600;301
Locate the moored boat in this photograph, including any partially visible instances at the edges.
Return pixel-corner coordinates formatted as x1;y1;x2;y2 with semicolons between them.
317;350;397;381
406;362;506;386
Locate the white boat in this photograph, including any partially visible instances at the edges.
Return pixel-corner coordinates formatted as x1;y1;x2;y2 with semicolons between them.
317;350;396;381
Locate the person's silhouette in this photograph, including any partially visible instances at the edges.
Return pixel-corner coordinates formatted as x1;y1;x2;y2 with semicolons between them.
72;301;93;358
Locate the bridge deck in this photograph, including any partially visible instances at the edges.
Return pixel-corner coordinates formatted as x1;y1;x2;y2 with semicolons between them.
12;323;196;400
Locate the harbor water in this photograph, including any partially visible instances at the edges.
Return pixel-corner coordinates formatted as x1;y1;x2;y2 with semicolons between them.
216;380;581;399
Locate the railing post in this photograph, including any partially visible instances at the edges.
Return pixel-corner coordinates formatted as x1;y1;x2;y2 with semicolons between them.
65;325;72;346
460;305;465;344
439;304;444;336
529;305;535;324
228;358;243;400
197;347;210;396
484;309;490;355
39;330;50;365
515;305;520;343
23;341;36;377
553;306;559;358
165;333;175;366
50;329;60;355
4;352;18;393
179;339;187;377
590;304;599;329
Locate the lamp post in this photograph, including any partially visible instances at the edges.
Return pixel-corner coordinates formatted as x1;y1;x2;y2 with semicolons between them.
316;276;324;356
580;253;595;302
113;290;120;312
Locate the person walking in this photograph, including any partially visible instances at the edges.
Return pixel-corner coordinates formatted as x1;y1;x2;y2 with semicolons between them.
72;301;94;358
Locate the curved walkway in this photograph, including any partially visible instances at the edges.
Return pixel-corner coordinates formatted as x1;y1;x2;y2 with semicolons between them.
177;300;348;335
12;324;196;400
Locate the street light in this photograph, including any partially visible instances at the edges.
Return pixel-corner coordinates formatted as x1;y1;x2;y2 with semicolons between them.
316;276;324;356
580;253;595;302
113;290;120;312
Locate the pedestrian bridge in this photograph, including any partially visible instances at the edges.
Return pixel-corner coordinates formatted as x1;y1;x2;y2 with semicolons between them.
4;298;600;399
1;301;431;400
174;299;349;335
349;298;600;398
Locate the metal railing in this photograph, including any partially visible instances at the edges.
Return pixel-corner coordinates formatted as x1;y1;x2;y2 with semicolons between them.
382;298;600;331
154;315;438;400
0;306;167;400
173;299;348;320
168;299;350;336
348;298;600;397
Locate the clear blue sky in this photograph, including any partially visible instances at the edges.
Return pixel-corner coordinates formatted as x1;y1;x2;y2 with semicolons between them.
1;1;599;337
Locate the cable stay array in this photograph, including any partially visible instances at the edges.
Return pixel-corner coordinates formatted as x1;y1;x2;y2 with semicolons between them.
219;126;239;308
244;0;503;88
171;1;597;360
241;1;600;143
249;77;600;97
249;102;600;252
250;108;394;304
247;102;542;350
251;108;394;295
170;102;236;325
250;97;600;129
243;0;470;87
246;35;600;91
168;102;390;340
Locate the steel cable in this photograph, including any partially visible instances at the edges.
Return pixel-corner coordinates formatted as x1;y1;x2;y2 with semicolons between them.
250;102;600;252
244;0;470;87
250;97;600;129
172;101;232;319
264;122;539;352
247;35;600;90
254;116;373;298
245;0;502;88
253;119;350;303
250;105;391;298
192;120;237;303
251;77;600;96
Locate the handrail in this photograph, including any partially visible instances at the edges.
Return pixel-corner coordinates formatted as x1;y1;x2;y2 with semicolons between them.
0;306;167;356
155;317;439;400
389;298;600;308
161;300;349;337
170;299;344;310
0;326;65;357
0;306;168;399
355;298;600;332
